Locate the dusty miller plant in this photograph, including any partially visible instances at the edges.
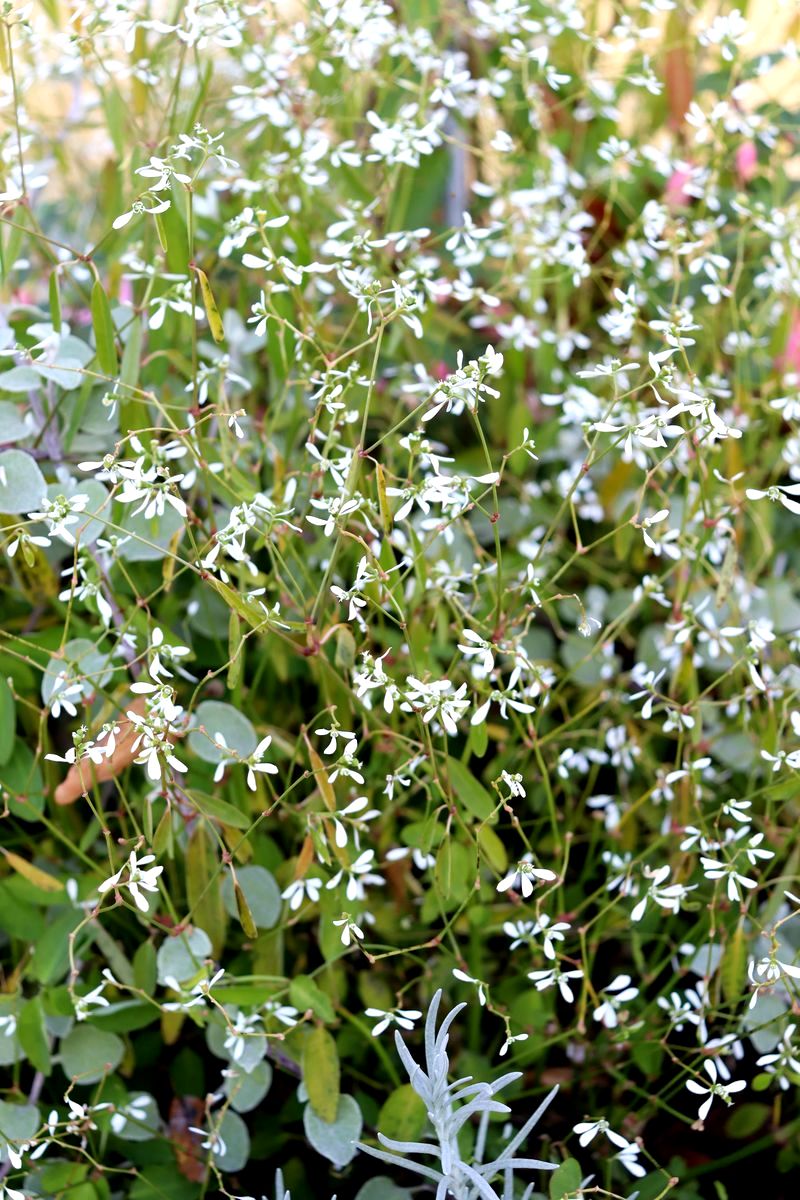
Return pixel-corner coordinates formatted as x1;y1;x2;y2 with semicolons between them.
357;989;557;1200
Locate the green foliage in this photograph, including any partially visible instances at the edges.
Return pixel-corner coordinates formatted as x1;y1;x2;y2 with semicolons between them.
1;2;800;1198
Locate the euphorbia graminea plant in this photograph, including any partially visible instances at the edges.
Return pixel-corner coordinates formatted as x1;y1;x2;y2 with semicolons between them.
1;0;800;1195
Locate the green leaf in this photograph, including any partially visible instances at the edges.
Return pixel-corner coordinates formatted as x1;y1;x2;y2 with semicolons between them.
17;996;51;1074
223;1060;272;1113
725;1103;769;1139
118;316;149;434
91;279;119;377
186;822;227;958
60;1025;124;1085
204;575;272;631
189;790;251;830
469;719;488;758
721;919;747;1007
0;1100;40;1163
49;269;62;333
435;839;471;904
549;1157;582;1200
30;909;83;985
303;1025;340;1123
0;401;31;444
188;700;257;765
477;824;507;874
377;1085;427;1142
0;449;47;514
156;927;212;987
444;756;495;820
290;974;336;1023
355;1181;414;1200
131;1166;200;1200
133;940;157;993
212;1109;250;1173
91;1000;159;1033
0;884;44;941
227;610;243;690
303;1093;361;1169
0;677;16;765
222;866;281;930
0;366;40;393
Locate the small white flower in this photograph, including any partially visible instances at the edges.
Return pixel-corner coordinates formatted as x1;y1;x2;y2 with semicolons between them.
573;1117;629;1149
496;854;557;898
281;877;323;911
614;1139;647;1178
746;484;800;515
452;969;487;1005
97;852;163;913
364;1006;423;1036
593;975;639;1029
528;966;584;1003
499;1031;529;1056
113;194;171;230
332;914;365;946
685;1059;745;1122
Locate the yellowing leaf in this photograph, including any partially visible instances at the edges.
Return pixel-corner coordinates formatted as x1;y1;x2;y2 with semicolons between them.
194;266;225;343
1;848;63;893
233;878;258;938
303;1026;340;1123
304;734;336;813
376;462;392;535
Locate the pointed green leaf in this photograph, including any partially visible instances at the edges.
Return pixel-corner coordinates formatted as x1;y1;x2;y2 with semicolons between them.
303;1026;340;1123
91;280;118;377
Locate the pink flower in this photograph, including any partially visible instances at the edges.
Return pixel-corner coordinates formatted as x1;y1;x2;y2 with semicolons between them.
735;140;758;184
665;166;694;208
777;311;800;374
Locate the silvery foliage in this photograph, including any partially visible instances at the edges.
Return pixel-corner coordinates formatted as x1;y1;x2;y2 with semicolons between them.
242;1168;337;1200
358;989;557;1199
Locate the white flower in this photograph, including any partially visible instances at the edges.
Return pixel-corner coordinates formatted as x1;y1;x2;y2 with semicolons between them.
74;973;114;1021
573;1117;629;1149
452;969;487;1005
614;1139;646;1178
593;975;639;1029
223;1011;263;1062
700;856;757;902
756;1024;800;1090
332;914;365;946
110;1094;151;1135
498;1030;529;1056
496;854;557;898
113;194;171;230
326;849;383;902
631;865;696;922
97;852;163;913
500;770;526;798
747;953;800;1007
528;966;584;1003
685;1059;745;1122
281;877;323;911
746;484;800;515
27;493;90;546
364;1006;423;1036
188;1125;226;1158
